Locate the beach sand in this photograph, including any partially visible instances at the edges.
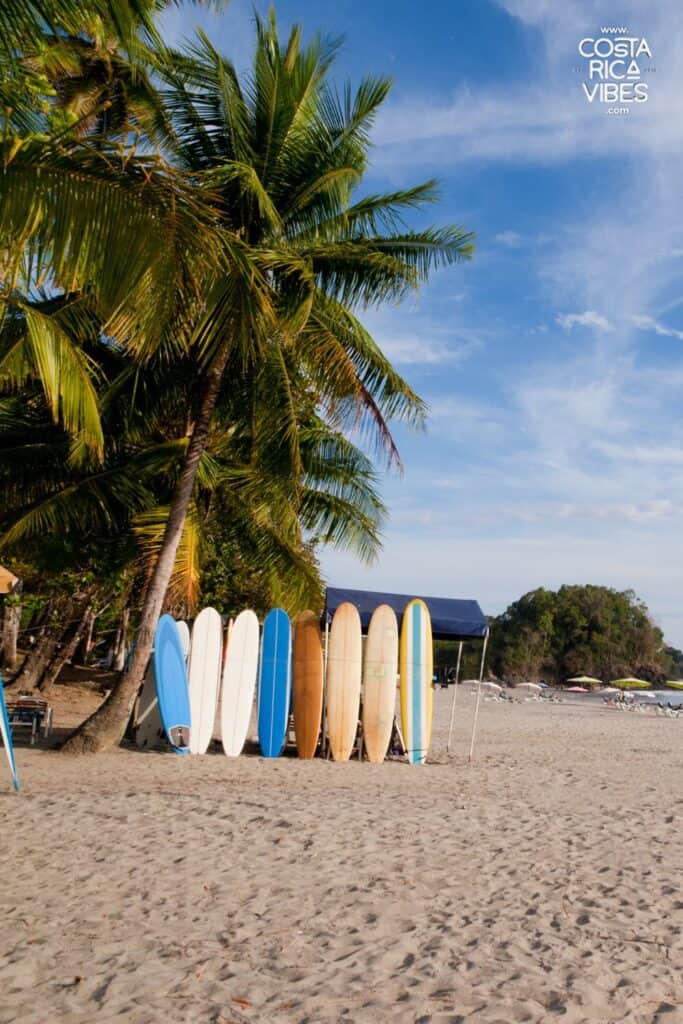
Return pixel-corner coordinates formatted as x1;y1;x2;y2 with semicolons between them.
1;689;682;1023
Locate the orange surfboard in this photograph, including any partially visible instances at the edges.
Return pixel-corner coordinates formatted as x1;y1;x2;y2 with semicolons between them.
292;611;324;759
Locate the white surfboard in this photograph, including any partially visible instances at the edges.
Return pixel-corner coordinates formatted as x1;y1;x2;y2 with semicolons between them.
135;618;190;749
221;610;259;756
176;620;191;661
188;607;223;754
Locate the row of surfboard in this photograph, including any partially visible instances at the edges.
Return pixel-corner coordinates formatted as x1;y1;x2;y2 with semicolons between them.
136;598;434;764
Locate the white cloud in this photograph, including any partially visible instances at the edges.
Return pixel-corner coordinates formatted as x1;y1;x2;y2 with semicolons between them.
556;310;613;332
378;332;478;366
593;442;683;465
495;230;523;247
372;0;683;170
632;314;683;341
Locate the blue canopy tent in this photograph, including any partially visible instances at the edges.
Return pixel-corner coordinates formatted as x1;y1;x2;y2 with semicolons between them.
323;587;487;641
323;587;490;759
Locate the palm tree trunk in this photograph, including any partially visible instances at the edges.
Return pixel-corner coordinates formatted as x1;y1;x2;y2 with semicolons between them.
38;604;93;692
10;600;62;691
112;607;130;672
1;601;21;672
62;350;229;754
77;608;96;664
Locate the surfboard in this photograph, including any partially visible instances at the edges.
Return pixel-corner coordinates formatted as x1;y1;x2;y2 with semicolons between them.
292;611;323;759
0;675;19;792
362;604;399;764
136;617;189;749
176;620;191;661
154;614;191;753
221;610;259;756
326;602;362;762
188;607;223;755
400;599;433;765
135;659;163;749
257;608;291;757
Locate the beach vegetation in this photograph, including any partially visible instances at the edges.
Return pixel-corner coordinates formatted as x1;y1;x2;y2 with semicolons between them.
0;3;474;752
489;585;670;686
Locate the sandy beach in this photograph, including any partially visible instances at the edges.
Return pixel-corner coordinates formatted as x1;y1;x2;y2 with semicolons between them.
2;689;682;1024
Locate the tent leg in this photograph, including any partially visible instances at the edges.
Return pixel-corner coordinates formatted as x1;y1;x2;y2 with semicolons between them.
446;641;463;754
468;630;490;763
321;618;329;759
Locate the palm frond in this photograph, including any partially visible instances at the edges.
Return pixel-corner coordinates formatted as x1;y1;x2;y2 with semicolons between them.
133;502;202;612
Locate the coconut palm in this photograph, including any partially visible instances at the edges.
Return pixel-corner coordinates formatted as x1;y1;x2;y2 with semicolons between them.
61;9;473;752
0;333;388;656
0;0;236;459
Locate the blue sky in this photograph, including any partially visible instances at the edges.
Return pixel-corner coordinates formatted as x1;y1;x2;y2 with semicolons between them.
162;1;683;646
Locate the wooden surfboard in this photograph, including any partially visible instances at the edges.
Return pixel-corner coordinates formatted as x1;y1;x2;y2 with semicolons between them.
257;608;292;757
326;602;362;762
292;611;323;759
154;615;191;753
362;604;398;764
221;610;259;756
188;607;223;755
400;599;433;764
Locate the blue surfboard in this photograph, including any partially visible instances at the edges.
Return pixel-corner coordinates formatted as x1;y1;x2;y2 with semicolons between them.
258;608;292;757
154;615;191;754
0;674;19;791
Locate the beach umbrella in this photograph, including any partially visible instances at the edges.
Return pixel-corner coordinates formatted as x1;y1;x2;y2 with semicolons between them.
566;675;602;685
566;686;589;692
516;682;542;693
599;687;620;694
611;677;650;689
480;680;502;692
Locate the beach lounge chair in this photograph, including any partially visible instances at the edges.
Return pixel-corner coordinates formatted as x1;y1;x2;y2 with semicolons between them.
6;696;53;745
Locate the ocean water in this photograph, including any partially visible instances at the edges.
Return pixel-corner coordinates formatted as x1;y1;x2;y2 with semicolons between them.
638;690;683;707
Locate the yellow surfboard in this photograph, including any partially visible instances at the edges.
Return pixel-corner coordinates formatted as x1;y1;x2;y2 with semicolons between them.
400;599;433;764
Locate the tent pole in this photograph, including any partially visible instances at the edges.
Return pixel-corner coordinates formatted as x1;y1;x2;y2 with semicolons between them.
446;640;463;754
468;629;490;763
321;617;330;758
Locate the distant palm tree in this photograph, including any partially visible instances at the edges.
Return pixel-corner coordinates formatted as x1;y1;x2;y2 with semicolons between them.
62;9;474;753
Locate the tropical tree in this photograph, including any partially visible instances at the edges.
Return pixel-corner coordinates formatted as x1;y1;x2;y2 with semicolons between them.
0;0;228;455
0;326;388;658
489;585;669;684
59;10;474;753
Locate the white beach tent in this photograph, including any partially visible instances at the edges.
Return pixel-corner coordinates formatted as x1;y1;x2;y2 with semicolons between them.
566;675;602;686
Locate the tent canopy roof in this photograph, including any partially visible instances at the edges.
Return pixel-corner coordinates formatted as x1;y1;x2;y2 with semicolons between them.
324;587;488;641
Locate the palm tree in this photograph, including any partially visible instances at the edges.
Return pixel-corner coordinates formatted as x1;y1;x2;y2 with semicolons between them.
62;9;474;752
0;0;232;455
0;332;388;649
